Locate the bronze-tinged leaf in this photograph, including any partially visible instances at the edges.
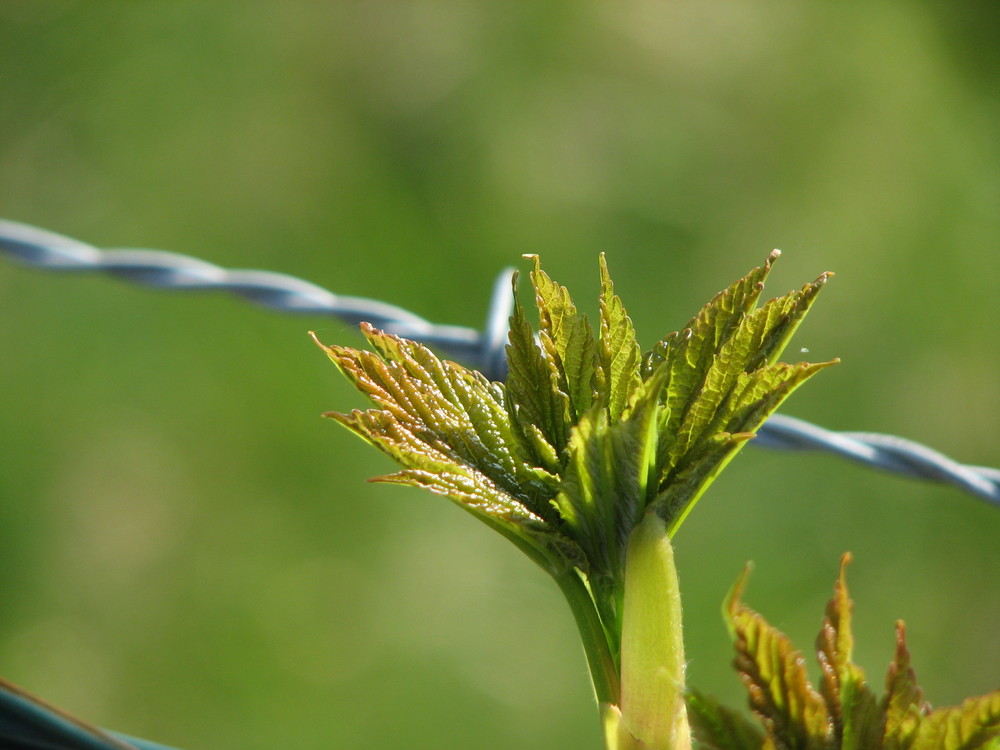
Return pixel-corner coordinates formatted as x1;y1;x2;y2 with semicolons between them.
908;691;1000;750
725;566;833;750
329;407;537;525
327;403;582;580
708;555;999;750
597;253;642;421
687;688;766;750
316;327;559;519
814;553;882;750
377;466;544;525
882;622;929;750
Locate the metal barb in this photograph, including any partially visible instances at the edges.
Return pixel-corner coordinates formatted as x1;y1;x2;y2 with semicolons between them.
1;219;997;508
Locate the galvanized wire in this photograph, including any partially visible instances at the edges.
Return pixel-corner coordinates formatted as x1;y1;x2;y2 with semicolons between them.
2;218;998;508
0;219;485;365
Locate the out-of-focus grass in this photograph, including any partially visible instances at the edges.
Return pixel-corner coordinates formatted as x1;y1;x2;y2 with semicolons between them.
1;4;997;749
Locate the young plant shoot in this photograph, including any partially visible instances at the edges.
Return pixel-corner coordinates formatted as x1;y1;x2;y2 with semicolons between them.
688;554;1000;750
313;252;837;748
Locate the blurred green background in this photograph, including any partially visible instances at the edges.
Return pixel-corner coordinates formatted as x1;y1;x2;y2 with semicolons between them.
1;3;998;749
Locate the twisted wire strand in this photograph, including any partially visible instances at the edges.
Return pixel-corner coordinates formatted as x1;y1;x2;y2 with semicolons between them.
1;219;997;507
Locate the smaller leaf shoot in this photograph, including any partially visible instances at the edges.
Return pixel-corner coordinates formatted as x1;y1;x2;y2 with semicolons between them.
689;554;1000;750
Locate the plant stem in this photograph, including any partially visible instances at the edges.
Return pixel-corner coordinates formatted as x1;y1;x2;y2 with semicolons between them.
619;513;690;749
554;568;621;707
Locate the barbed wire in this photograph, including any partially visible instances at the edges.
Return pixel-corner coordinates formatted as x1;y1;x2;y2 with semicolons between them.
2;218;997;508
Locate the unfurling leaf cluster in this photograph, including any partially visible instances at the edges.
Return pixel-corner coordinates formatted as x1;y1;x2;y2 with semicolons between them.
314;252;834;667
688;554;1000;750
313;253;1000;750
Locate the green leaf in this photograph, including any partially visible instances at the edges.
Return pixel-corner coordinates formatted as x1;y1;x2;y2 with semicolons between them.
652;359;834;534
725;566;833;750
687;689;766;750
504;272;571;463
882;623;1000;750
657;301;834;480
634;252;835;534
528;254;599;422
742;271;831;370
642;250;777;382
910;691;1000;750
552;408;639;610
882;622;929;750
597;253;642;421
814;553;882;750
651;430;754;538
552;390;664;606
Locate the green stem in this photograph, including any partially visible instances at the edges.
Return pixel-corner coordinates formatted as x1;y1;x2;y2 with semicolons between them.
619;513;690;749
483;522;620;707
554;568;621;707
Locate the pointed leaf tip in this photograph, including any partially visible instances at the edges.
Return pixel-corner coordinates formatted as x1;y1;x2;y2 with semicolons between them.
309;330;327;350
883;619;929;748
528;256;598;421
725;565;832;747
816;550;884;749
839;550;852;571
724;562;754;624
597;252;642;421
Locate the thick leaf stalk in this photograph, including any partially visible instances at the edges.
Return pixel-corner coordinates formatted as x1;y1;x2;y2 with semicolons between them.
617;513;691;750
